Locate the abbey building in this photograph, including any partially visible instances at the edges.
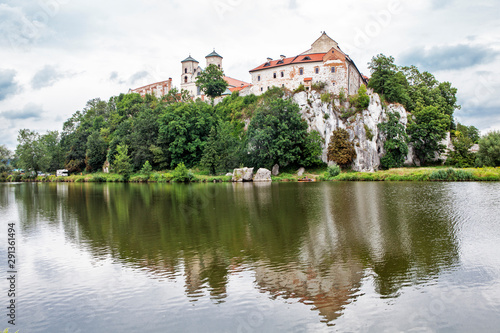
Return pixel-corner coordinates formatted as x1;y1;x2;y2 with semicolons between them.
129;32;366;99
249;32;367;96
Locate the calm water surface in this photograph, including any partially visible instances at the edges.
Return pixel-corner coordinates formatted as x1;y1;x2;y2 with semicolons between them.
1;181;500;332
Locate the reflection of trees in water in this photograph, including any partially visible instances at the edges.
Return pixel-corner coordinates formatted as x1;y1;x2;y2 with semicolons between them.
11;182;460;323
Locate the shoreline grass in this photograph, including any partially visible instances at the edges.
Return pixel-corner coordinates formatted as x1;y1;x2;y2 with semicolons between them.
1;167;499;183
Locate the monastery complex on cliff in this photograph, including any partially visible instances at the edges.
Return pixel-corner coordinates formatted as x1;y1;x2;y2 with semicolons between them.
130;32;367;99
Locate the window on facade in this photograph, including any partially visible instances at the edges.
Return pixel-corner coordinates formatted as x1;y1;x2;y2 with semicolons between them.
282;84;285;87
184;76;188;83
281;71;284;77
331;67;335;73
302;56;311;60
184;68;187;74
218;64;221;68
315;67;319;74
258;75;261;81
197;86;201;95
260;87;263;91
273;73;277;79
299;68;304;75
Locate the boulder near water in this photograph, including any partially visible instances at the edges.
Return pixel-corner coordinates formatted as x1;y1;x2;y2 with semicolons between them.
232;167;254;182
254;168;272;182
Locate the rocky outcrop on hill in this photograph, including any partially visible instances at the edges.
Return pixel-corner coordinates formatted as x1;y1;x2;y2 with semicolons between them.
292;90;415;172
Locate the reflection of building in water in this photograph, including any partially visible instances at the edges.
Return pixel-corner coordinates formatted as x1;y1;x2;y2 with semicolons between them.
183;253;231;303
254;262;363;322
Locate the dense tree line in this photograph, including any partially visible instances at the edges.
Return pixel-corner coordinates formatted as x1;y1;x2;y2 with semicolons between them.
11;88;323;176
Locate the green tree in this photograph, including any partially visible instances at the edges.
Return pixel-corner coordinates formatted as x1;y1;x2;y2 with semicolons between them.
349;84;370;110
130;107;160;170
446;123;479;167
157;101;214;168
378;112;409;169
407;106;450;165
196;64;228;103
367;54;398;96
247;96;309;169
86;131;108;172
112;144;132;178
140;160;153;175
476;131;500;167
172;162;192;182
15;129;49;174
200;127;220;175
301;130;324;167
368;54;459;129
0;145;12;172
327;128;357;168
41;131;64;172
201;121;243;174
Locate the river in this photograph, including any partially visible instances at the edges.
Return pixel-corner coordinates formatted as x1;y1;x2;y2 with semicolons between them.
1;182;500;332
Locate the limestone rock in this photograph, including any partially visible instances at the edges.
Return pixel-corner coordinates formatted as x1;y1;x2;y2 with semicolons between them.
254;168;272;182
293;90;418;172
232;167;254;182
103;160;110;174
272;164;279;176
225;173;233;177
297;167;305;176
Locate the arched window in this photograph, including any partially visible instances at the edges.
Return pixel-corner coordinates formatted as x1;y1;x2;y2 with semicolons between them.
184;76;188;83
184;68;187;74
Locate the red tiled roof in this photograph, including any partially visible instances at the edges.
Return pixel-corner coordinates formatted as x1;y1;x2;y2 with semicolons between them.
249;53;326;72
303;77;313;82
131;79;172;91
224;76;250;88
228;84;252;92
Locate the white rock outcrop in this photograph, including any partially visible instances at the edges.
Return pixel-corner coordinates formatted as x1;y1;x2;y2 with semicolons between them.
293;90;414;172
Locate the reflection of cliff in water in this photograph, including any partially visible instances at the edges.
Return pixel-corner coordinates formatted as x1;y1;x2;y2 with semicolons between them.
9;182;459;323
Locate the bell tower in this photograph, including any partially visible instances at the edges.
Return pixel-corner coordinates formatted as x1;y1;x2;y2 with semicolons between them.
181;55;200;97
205;49;223;70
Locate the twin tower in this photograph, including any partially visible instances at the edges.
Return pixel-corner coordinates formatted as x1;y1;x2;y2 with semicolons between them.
180;50;223;98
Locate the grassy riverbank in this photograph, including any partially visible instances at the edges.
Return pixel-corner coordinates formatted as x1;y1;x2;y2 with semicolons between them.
2;167;499;183
332;167;500;181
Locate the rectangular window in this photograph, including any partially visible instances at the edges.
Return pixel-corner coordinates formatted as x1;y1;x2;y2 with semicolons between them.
331;67;335;73
315;67;319;74
260;87;263;91
281;71;284;77
299;68;303;75
258;75;261;81
273;73;277;79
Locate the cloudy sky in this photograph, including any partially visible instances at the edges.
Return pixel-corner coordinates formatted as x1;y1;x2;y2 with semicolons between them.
1;0;499;150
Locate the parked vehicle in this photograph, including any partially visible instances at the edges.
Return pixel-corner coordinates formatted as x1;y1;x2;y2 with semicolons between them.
56;169;69;177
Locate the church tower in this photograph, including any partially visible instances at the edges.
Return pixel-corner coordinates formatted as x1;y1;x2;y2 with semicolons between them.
205;49;223;69
181;55;201;97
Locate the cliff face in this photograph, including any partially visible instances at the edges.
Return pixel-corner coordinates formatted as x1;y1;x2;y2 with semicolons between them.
292;90;413;172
